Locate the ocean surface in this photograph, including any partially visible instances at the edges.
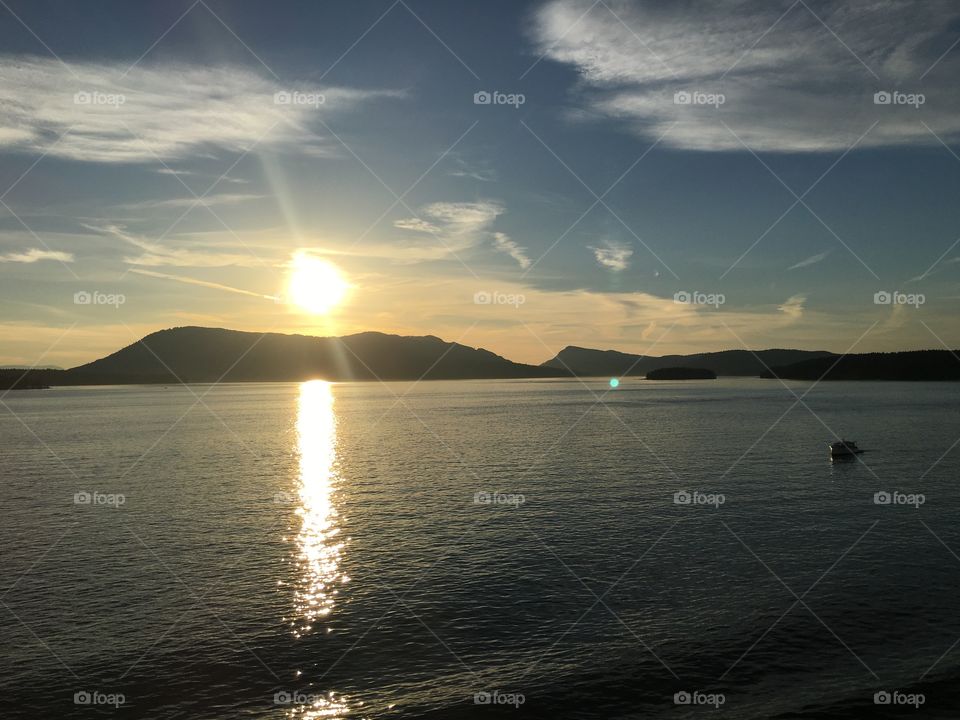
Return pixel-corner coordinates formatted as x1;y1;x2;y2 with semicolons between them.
2;378;960;719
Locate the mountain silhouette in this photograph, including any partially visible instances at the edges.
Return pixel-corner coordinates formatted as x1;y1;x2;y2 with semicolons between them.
4;329;957;389
763;350;960;380
542;346;833;377
1;327;567;387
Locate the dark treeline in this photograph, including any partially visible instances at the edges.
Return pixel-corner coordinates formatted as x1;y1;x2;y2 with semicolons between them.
764;350;960;381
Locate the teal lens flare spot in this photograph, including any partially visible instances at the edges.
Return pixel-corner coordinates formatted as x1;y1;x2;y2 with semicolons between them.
609;378;620;388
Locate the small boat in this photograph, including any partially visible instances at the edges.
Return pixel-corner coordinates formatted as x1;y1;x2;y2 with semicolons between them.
829;440;865;459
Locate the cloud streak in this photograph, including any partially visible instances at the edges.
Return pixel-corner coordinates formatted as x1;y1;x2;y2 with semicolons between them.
788;249;832;270
0;248;74;263
493;232;531;270
0;56;399;162
590;240;632;271
532;0;960;152
129;268;276;299
390;200;507;262
85;223;265;268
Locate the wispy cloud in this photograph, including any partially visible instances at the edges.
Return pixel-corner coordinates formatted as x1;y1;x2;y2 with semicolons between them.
85;223;265;268
390;200;506;261
156;168;249;184
778;294;806;320
492;232;531;270
788;249;832;270
590;240;632;271
532;0;960;152
907;256;960;282
0;56;400;163
447;154;496;182
112;193;268;212
0;248;74;263
129;268;275;299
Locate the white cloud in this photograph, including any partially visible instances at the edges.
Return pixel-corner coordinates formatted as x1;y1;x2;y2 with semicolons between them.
532;0;960;152
0;248;74;263
156;168;249;184
778;294;806;320
788;249;832;270
416;201;504;234
590;240;632;271
389;200;506;261
0;56;399;162
492;232;531;269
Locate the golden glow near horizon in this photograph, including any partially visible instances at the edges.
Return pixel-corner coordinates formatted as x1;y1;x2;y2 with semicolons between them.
288;252;349;315
291;380;346;640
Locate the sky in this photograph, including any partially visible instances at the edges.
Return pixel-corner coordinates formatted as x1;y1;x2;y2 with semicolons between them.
1;0;959;367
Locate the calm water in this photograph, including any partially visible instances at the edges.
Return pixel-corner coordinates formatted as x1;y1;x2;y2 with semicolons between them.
2;378;960;719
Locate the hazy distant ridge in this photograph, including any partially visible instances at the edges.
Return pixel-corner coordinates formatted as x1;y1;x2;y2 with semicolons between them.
763;351;960;380
542;346;834;377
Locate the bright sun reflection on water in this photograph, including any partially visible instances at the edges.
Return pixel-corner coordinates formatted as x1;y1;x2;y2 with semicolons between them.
292;380;346;637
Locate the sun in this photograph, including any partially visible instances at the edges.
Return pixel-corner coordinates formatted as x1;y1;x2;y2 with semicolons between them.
288;252;349;314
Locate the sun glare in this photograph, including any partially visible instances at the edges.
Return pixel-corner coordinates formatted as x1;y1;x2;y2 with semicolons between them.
288;253;349;315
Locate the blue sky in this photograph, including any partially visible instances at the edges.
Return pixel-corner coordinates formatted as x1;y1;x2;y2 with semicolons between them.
1;0;959;366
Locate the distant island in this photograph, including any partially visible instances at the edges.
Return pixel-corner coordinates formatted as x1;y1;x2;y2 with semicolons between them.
542;346;832;377
646;367;717;380
1;327;958;388
763;350;960;381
